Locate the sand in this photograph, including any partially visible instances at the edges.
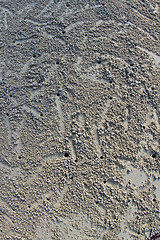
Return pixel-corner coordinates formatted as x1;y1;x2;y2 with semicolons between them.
0;0;160;239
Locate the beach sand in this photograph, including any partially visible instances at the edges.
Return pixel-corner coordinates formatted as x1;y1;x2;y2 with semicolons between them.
0;0;160;239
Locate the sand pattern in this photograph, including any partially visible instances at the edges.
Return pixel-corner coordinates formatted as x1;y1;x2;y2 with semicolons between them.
0;0;160;239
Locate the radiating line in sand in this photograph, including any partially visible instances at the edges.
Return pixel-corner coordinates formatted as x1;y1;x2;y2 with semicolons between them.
6;116;12;144
68;139;77;161
91;101;111;158
23;104;41;118
55;96;65;135
92;124;103;158
137;46;160;67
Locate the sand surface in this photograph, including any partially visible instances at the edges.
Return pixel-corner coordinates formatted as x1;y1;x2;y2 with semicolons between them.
0;0;160;239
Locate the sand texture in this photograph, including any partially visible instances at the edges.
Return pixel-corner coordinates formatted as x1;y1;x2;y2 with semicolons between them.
0;0;160;239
